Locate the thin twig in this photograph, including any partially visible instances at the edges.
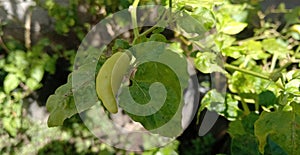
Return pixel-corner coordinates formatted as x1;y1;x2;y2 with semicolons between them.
25;8;32;49
131;0;140;40
0;37;9;54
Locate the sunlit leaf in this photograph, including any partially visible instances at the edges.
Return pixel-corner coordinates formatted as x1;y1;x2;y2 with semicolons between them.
195;52;225;74
200;90;241;121
30;65;44;83
222;21;247;35
4;73;20;93
262;38;291;59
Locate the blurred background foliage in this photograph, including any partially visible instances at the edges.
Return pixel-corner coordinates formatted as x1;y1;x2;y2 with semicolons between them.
0;0;299;154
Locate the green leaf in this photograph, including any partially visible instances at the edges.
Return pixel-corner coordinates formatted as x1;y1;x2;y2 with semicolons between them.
30;65;44;82
26;78;42;90
228;113;260;155
176;0;224;9
167;42;184;54
264;137;288;155
199;89;225;112
262;38;291;59
149;33;168;42
152;27;165;34
112;39;131;51
44;55;57;74
133;35;148;45
215;34;236;50
285;79;300;95
259;90;277;107
130;41;165;62
4;73;20;93
222;21;247;35
200;90;240;121
231;131;259;155
119;42;189;137
46;74;77;127
3;117;18;137
255;109;300;155
291;24;300;34
229;67;273;94
194;52;225;74
176;11;207;35
13;50;29;69
286;70;300;81
284;7;300;25
241;40;270;60
191;7;216;30
222;46;244;59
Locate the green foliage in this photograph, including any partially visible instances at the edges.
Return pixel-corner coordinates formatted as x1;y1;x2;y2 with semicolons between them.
46;0;300;153
46;74;77;127
255;107;300;155
228;113;260;155
194;52;226;74
0;38;57;141
200;90;241;121
142;140;180;155
117;42;189;136
210;2;300;154
179;134;216;155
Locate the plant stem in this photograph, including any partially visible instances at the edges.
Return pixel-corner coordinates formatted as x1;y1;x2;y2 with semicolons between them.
240;96;250;115
235;35;267;45
277;61;292;72
133;7;169;43
25;8;32;49
270;53;278;72
131;0;140;40
140;25;157;37
138;9;168;38
254;96;259;114
224;64;269;80
169;0;172;16
0;37;9;54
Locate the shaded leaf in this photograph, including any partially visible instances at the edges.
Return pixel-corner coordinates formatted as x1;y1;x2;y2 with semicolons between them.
46;74;77;127
284;7;300;25
176;11;207;35
112;39;131;51
259;90;277;107
228;113;260;155
254;108;300;155
149;34;168;42
264;137;288;155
